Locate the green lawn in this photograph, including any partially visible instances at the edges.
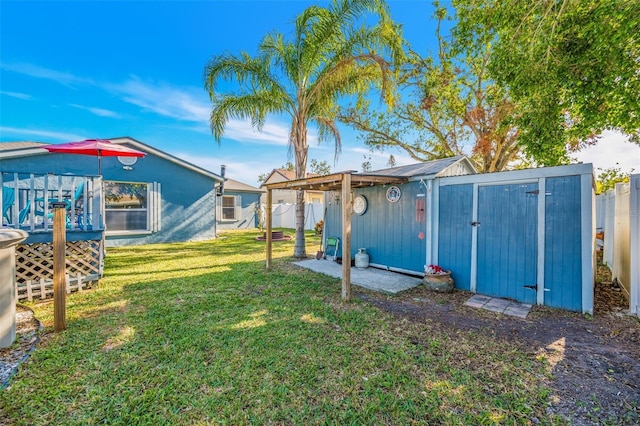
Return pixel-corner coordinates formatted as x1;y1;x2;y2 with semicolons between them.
0;229;552;425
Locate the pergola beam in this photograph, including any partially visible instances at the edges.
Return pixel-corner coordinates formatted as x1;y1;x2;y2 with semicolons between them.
341;172;352;301
264;171;408;301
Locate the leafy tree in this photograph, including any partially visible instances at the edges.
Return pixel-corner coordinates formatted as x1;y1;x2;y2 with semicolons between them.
361;154;372;172
596;165;633;194
309;159;331;176
339;6;523;173
204;0;404;258
453;0;640;164
386;154;396;168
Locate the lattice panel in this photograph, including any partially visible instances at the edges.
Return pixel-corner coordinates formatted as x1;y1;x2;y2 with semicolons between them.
16;273;97;302
15;239;103;284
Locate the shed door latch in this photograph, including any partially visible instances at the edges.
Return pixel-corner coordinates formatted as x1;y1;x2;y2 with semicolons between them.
524;284;537;291
470;221;481;227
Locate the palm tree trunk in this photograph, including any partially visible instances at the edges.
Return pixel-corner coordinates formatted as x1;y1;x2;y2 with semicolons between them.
293;122;308;259
293;189;307;258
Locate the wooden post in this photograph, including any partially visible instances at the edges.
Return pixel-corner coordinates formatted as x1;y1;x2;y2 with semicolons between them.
52;202;67;332
341;173;352;301
266;188;273;270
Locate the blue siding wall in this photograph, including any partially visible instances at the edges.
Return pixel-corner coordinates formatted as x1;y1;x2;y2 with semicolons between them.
217;191;261;230
437;184;473;290
544;176;583;311
324;182;427;273
1;150;218;246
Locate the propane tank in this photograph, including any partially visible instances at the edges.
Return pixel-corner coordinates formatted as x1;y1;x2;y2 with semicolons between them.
355;248;370;269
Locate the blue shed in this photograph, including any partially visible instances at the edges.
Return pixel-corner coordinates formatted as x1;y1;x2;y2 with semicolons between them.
434;164;595;313
323;158;595;314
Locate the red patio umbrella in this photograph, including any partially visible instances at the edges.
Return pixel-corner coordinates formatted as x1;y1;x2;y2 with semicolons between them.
43;139;146;175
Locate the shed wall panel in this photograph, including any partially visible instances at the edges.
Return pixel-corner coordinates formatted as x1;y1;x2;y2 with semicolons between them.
476;183;538;304
437;184;473;290
544;176;583;311
324;183;427;273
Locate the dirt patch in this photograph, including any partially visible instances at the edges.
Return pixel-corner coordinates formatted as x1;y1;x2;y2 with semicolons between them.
356;266;640;425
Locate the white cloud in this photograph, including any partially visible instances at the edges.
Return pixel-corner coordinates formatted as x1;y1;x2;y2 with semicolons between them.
70;104;122;118
110;77;293;145
573;130;640;173
224;119;290;146
0;126;86;141
108;77;211;122
174;152;272;186
4;62;297;146
0;91;32;100
1;62;94;87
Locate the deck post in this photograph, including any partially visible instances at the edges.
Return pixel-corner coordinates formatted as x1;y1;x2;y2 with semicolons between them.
341;173;352;301
52;202;67;332
266;188;273;270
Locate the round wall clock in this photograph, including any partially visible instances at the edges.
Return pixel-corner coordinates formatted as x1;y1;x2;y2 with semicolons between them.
353;194;368;215
386;186;401;203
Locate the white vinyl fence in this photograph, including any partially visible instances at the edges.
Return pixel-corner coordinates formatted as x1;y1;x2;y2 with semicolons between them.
597;175;640;315
261;202;324;231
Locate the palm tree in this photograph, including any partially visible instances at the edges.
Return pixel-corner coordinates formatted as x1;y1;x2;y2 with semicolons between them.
204;0;404;258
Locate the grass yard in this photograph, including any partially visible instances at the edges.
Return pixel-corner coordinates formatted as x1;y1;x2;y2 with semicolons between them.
0;230;553;425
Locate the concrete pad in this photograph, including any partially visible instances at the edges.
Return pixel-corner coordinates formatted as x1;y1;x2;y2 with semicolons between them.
464;294;532;319
483;304;507;313
293;258;423;294
463;300;487;309
485;298;511;309
504;306;529;319
467;294;491;304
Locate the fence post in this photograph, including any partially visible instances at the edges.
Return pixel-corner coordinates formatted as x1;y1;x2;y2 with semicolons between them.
52;202;67;333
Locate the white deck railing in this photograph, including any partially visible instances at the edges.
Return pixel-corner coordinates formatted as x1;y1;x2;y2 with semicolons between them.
1;172;103;232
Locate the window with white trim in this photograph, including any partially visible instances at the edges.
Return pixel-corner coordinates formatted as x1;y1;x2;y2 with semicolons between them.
104;181;161;233
217;195;241;221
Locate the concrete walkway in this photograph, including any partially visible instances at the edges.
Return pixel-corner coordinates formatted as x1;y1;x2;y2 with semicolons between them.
293;258;422;294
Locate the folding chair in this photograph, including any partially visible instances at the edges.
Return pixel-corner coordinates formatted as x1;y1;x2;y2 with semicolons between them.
324;236;340;261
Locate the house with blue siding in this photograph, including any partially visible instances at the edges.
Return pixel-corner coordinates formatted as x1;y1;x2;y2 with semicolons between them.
217;178;263;230
320;157;595;314
0;137;225;247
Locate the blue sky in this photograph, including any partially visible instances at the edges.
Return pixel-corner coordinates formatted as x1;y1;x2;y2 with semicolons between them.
1;1;637;186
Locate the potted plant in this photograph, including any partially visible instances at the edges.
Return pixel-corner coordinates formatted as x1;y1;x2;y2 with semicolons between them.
423;264;454;293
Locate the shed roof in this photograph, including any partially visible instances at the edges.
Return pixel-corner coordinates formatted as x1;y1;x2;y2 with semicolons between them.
370;155;475;178
264;156;474;192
